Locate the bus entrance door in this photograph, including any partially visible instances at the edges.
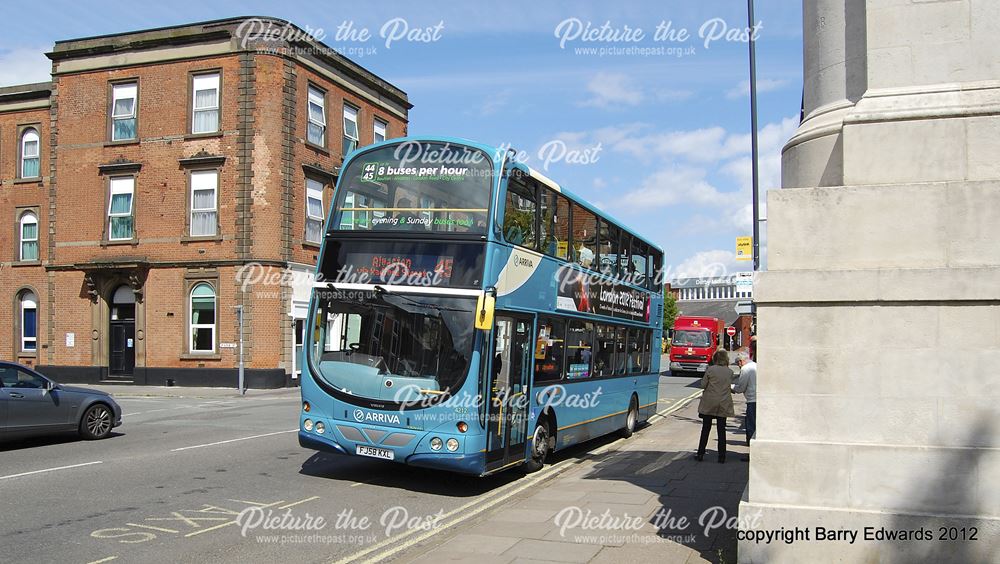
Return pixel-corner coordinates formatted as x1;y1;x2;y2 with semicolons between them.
485;314;532;472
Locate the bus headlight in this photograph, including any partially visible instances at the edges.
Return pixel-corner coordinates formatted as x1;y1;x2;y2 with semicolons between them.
430;437;443;451
446;438;460;452
315;421;325;434
456;421;468;433
303;419;314;431
302;401;311;413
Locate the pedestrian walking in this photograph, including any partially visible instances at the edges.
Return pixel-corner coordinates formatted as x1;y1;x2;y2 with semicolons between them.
733;349;757;461
695;349;735;463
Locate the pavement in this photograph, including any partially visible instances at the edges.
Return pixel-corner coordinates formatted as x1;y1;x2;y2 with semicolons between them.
89;383;301;399
394;391;750;564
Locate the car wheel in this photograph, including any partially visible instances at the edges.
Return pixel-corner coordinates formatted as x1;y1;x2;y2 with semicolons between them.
524;418;551;473
620;396;638;439
80;403;113;440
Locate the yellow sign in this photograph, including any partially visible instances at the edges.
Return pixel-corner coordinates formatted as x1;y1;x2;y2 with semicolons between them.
736;236;753;261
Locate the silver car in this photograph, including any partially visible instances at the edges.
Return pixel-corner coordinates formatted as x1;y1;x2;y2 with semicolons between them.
0;361;123;441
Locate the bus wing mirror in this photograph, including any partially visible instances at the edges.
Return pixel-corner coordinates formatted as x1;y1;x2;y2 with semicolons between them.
475;293;496;330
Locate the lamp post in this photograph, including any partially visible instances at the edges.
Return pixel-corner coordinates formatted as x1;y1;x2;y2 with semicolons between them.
748;0;761;272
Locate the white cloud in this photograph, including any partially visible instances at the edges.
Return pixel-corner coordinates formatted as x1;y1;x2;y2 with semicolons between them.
478;88;512;116
579;72;644;108
0;48;50;87
725;78;789;99
672;250;749;280
621;165;730;208
592;177;607;189
720;116;799;193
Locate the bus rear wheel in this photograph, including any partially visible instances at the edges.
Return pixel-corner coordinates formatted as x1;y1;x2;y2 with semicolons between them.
524;419;551;473
620;397;638;439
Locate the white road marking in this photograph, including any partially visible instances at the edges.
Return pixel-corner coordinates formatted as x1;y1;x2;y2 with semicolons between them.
0;461;103;481
170;430;298;452
86;557;118;564
122;408;169;418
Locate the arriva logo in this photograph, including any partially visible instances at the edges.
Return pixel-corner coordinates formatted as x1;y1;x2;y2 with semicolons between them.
353;409;401;425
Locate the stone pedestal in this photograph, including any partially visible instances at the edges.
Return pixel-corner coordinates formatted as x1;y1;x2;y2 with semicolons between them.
740;1;1000;561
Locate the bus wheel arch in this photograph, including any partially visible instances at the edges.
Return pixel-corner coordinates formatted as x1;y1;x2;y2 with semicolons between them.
525;409;556;473
620;394;639;439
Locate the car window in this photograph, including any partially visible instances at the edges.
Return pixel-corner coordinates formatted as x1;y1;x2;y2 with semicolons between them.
0;367;17;387
2;367;47;389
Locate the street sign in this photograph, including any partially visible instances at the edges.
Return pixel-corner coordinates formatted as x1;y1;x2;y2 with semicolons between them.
735;301;755;315
726;326;737;337
736;236;753;261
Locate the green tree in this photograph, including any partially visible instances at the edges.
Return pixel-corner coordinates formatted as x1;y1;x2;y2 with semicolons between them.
662;289;679;332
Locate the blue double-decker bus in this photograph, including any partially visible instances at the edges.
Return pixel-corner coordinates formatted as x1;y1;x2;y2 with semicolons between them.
299;137;664;475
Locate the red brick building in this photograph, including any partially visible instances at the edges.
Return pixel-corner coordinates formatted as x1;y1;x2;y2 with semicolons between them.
0;17;410;387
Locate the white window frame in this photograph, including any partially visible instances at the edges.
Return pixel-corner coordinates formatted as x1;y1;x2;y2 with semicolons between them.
20;291;37;352
189;170;218;237
307;86;326;146
20;128;40;178
189;283;217;354
111;83;138;141
19;212;38;261
342;104;359;155
373;117;387;143
306;178;325;244
108;176;135;241
191;73;220;134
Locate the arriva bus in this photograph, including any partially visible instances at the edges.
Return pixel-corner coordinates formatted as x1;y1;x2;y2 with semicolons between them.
299;137;665;475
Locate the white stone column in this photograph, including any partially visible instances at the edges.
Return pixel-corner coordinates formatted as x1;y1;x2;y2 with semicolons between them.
740;1;1000;562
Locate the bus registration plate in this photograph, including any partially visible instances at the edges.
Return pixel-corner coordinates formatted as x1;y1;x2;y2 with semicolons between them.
356;445;394;460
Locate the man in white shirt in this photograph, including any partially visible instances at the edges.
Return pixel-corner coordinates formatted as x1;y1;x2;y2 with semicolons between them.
733;350;757;461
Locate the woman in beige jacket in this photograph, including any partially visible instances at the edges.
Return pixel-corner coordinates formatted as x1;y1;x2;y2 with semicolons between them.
695;349;735;463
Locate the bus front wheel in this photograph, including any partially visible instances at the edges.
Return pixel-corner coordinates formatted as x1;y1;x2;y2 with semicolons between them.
620;397;638;439
524;419;551;473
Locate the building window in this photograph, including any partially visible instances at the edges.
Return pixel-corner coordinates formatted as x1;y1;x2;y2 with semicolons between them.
19;212;38;261
20;291;37;352
306;178;325;244
20;128;40;178
307;86;326;146
190;170;218;236
373;118;387;143
342;104;359;155
189;283;216;353
108;177;135;240
192;73;220;134
111;83;138;141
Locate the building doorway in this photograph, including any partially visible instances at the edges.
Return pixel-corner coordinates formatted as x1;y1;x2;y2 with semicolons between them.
109;285;136;378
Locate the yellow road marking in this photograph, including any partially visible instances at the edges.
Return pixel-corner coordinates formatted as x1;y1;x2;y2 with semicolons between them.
145;512;228;528
126;523;179;534
184;521;238;538
279;496;320;509
227;499;286;508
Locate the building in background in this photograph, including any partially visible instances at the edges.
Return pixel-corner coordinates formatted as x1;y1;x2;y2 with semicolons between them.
0;17;410;387
743;1;998;561
668;273;753;349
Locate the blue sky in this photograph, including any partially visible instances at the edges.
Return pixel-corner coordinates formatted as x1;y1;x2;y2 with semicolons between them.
0;0;802;278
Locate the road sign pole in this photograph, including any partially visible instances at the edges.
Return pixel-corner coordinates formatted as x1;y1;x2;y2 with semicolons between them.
236;305;245;395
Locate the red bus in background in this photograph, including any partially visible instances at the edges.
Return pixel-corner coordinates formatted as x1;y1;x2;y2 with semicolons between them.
668;316;723;375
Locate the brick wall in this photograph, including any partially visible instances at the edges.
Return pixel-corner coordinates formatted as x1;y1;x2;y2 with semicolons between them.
0;18;410;383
